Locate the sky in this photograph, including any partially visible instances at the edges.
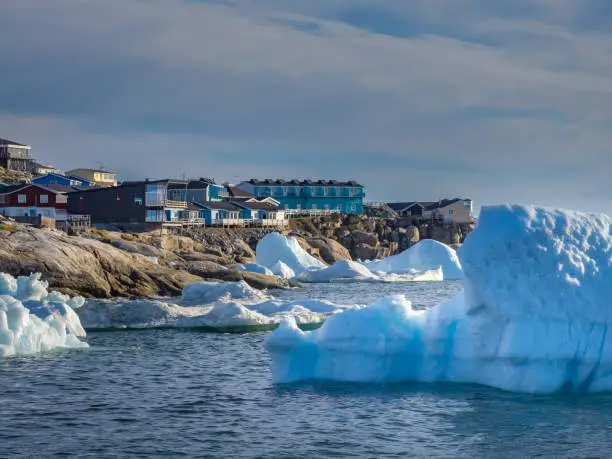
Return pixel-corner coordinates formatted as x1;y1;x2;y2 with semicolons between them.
1;0;612;213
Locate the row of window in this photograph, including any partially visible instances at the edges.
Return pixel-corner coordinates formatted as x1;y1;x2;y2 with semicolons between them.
255;186;363;198
283;203;358;211
0;194;51;204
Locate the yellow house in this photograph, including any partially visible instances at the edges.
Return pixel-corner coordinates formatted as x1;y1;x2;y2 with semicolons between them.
65;168;117;187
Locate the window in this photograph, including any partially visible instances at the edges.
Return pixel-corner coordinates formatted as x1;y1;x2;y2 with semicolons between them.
284;204;289;209
18;194;27;204
39;194;49;204
134;195;144;205
324;204;330;210
146;209;164;222
337;204;342;211
0;195;5;204
350;204;357;212
449;208;455;215
463;200;472;210
312;204;318;210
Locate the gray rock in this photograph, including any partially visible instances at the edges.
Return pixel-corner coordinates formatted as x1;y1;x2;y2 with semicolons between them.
351;231;379;247
307;237;352;264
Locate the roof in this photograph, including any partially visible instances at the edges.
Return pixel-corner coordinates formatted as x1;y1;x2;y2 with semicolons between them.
387;202;422;211
0;184;27;194
228;186;254;198
0;137;28;147
193;201;242;211
0;183;68;195
186;203;203;211
245;179;363;187
44;184;79;194
236;201;279;211
66;168;116;175
422;199;463;211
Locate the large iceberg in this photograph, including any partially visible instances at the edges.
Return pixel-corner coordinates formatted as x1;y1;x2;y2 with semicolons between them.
266;205;612;393
0;273;88;358
365;239;463;280
256;233;326;275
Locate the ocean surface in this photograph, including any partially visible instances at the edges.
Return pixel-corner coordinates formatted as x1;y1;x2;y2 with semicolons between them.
3;282;612;458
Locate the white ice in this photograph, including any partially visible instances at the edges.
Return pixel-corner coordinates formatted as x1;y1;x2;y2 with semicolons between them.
76;280;353;330
266;205;612;394
0;273;88;358
297;260;443;283
364;239;463;280
256;233;327;275
236;263;275;276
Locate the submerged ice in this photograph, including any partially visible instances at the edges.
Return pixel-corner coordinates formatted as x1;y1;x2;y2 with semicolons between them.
0;273;88;358
266;205;612;394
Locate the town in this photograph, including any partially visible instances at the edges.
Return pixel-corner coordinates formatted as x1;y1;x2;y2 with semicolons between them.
1;136;474;232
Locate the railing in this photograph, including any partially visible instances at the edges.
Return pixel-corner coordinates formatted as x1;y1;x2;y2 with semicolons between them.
164;217;205;225
166;200;187;208
285;209;342;217
67;214;91;223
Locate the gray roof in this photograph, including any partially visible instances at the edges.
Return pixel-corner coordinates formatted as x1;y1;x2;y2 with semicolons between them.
228;186;254;198
0;137;28;147
246;179;363;187
424;199;463;211
387;202;422;211
0;184;27;194
235;201;279;211
193;201;242;211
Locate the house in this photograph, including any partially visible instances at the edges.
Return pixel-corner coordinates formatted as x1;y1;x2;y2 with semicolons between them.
67;179;203;229
233;200;288;227
0;137;34;173
422;199;474;223
236;179;365;214
387;202;425;218
32;162;62;176
193;201;244;226
389;199;474;223
32;172;87;188
65;168;117;187
0;183;70;221
166;178;228;203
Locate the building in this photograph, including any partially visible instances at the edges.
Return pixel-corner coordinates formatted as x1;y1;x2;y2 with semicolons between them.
388;199;474;223
0;137;34;173
32;162;62;176
0;184;69;221
32;172;88;188
67;179;201;228
166;178;228;203
234;201;287;227
236;179;365;214
65;168;117;187
194;201;244;226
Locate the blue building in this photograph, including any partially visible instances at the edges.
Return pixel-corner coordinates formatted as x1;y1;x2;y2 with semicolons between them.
236;179;365;214
167;178;229;203
32;172;89;188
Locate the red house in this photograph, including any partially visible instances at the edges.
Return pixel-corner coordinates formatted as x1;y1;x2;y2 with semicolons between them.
0;184;69;221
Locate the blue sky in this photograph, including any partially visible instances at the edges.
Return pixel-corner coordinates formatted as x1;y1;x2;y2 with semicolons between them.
1;0;612;213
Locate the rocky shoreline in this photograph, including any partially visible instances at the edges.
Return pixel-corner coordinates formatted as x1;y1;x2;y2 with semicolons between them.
0;213;472;298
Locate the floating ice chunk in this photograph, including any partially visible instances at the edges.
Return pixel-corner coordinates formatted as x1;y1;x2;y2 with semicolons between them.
266;205;612;394
365;239;462;280
271;261;296;279
297;260;378;283
0;273;88;358
236;263;275;276
256;232;326;275
181;280;266;305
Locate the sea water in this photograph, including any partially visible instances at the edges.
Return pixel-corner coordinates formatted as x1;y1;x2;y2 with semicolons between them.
2;282;612;458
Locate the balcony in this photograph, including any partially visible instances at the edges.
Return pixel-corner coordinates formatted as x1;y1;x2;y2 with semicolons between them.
165;200;187;208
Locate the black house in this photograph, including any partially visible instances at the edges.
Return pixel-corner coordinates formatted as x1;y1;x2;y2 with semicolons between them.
67;179;193;228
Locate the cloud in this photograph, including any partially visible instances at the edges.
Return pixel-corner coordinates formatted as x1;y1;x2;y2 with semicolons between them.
1;0;612;213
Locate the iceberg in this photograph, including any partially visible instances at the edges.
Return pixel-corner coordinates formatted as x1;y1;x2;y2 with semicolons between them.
236;263;275;276
365;239;463;280
256;232;326;275
271;261;296;280
266;205;612;394
0;273;88;358
76;280;353;330
296;260;443;283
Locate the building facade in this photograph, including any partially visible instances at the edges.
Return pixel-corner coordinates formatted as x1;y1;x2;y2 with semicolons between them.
388;199;474;223
65;168;117;187
0;138;34;173
0;184;68;220
67;179;198;228
236;179;365;214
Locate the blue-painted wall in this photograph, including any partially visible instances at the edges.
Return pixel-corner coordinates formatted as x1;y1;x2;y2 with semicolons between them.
250;186;365;213
33;173;85;187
